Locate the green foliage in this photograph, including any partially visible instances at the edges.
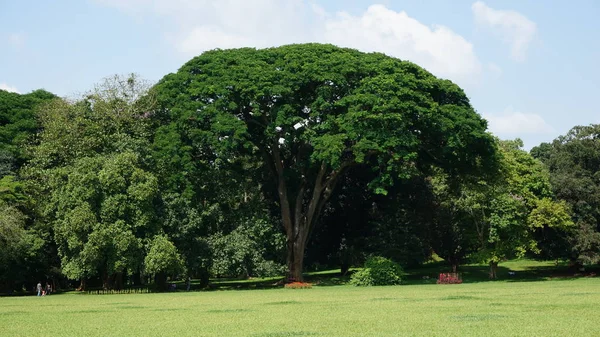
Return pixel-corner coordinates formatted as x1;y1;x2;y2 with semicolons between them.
528;198;574;229
531;124;600;263
0;203;44;291
0;175;28;204
0;149;15;177
209;218;285;278
26;74;160;285
350;256;404;286
43;152;159;281
430;139;573;269
0;89;56;165
144;235;185;277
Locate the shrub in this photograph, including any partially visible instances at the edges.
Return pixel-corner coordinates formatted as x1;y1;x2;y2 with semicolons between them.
350;256;404;286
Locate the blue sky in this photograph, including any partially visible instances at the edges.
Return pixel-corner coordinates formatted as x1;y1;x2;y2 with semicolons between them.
1;0;599;149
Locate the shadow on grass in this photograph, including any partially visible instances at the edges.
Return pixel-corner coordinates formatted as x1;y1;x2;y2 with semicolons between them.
39;261;597;296
183;262;600;292
403;262;600;285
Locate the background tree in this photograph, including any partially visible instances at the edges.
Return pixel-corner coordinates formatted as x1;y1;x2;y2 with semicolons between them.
531;124;600;264
27;75;160;290
454;139;573;278
0;203;45;293
144;235;185;291
428;170;481;272
0;89;56;168
153;43;497;281
0;89;56;293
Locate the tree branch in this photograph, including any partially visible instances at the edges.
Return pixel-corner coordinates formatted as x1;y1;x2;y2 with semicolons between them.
294;178;307;234
272;139;293;237
303;160;352;246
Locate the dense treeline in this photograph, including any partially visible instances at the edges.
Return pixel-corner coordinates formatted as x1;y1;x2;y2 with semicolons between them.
0;44;596;293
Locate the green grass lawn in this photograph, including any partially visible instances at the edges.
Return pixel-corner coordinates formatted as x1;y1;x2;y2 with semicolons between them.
2;275;599;337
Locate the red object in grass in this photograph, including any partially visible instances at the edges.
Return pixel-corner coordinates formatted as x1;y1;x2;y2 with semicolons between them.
437;273;462;284
284;282;313;289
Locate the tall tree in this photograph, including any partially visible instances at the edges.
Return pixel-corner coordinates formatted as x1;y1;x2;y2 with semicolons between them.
153;44;497;281
26;75;161;289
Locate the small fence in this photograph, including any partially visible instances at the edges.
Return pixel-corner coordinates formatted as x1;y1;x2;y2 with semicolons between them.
85;286;152;295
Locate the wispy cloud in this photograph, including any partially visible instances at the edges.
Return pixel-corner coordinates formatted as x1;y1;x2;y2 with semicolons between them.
472;1;536;62
93;0;483;86
483;107;553;135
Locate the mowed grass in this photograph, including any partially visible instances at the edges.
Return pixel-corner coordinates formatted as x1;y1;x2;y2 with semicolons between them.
2;278;600;337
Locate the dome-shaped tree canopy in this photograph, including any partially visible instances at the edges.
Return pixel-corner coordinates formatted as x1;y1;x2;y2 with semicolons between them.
153;43;497;281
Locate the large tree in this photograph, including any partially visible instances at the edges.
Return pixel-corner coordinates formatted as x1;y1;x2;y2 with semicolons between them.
154;44;497;281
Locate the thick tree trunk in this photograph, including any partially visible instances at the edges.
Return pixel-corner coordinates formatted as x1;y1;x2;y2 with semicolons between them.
340;264;350;276
489;261;498;280
271;139;347;284
78;279;86;291
287;237;307;282
447;257;460;273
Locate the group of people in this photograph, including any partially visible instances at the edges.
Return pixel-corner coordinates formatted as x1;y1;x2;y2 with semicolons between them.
36;282;52;296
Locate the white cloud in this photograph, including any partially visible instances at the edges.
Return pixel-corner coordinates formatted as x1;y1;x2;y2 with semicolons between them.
483;108;553;135
93;1;482;85
322;5;482;84
178;26;255;54
94;0;311;55
0;83;19;93
472;1;536;62
310;2;328;19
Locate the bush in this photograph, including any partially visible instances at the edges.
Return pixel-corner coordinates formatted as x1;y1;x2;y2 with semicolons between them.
350;256;404;286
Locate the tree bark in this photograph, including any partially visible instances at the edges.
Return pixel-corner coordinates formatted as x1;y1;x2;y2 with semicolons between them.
78;279;86;291
447;257;460;273
489;261;498;279
271;136;349;282
340;264;350;276
287;235;307;282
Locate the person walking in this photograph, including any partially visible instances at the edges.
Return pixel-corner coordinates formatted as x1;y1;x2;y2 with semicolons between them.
36;282;42;296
